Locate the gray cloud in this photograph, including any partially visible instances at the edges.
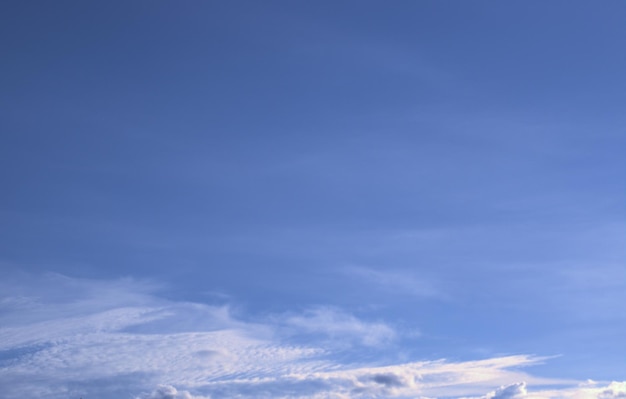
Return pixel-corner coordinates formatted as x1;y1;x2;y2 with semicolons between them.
370;372;407;388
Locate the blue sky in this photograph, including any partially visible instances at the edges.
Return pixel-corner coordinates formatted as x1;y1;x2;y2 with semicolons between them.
1;1;625;398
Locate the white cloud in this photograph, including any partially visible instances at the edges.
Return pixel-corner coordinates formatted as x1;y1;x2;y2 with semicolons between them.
282;306;396;346
459;381;626;399
0;273;620;399
485;382;528;399
137;385;207;399
597;382;626;399
178;354;572;399
535;381;626;399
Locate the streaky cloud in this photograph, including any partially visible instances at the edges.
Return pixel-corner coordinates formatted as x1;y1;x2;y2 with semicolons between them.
0;273;618;399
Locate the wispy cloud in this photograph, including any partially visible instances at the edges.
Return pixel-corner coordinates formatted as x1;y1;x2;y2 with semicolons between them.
281;306;396;346
343;265;444;299
0;273;620;399
222;355;554;399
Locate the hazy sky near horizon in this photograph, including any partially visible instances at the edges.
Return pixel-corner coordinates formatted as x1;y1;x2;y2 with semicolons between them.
1;1;625;398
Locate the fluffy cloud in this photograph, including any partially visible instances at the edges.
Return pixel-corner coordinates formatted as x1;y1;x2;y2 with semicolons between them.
598;382;626;399
485;382;527;399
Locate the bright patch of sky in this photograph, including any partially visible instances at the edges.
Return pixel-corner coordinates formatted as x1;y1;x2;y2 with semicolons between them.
1;1;624;398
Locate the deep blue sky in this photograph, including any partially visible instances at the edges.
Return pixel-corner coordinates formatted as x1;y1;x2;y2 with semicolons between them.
1;2;625;398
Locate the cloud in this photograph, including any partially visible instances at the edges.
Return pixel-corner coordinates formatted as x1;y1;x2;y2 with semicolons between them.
192;355;561;399
282;306;396;346
343;265;444;299
466;381;626;399
559;381;626;399
0;273;325;398
370;372;407;388
0;272;620;399
598;382;626;399
137;385;205;399
485;382;527;399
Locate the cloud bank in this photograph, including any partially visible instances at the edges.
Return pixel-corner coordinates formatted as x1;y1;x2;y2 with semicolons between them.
0;273;621;399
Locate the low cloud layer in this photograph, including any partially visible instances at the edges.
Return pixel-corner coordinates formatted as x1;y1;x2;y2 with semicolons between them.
474;381;626;399
0;273;622;399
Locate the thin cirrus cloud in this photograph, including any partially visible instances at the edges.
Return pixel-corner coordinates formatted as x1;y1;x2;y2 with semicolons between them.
342;265;444;299
0;272;623;399
281;306;396;346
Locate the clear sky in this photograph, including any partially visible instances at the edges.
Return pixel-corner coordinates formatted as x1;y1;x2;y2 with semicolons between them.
1;1;624;399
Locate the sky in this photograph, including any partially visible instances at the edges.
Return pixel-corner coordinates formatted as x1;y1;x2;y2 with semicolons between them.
0;1;625;398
